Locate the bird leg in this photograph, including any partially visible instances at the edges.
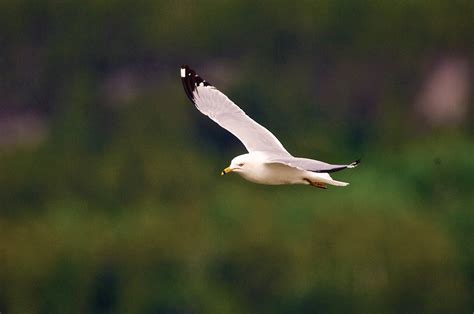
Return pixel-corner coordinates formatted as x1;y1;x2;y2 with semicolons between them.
304;179;328;189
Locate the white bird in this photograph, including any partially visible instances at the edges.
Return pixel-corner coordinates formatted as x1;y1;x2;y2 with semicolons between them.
180;65;360;189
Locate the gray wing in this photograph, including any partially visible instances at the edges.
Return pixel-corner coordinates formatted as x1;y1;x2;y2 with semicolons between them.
268;157;360;173
181;65;291;155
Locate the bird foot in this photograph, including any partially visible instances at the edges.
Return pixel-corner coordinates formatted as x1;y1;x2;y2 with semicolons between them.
304;179;327;189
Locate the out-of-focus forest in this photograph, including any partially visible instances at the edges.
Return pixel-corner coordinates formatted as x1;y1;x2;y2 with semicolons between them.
0;1;473;313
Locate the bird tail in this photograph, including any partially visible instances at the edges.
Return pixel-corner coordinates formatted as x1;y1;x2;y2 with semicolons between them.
310;172;349;186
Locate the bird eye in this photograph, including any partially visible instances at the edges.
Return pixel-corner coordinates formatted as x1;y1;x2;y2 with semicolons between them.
238;163;244;167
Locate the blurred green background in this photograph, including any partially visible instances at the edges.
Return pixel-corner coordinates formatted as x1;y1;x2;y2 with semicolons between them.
0;1;473;313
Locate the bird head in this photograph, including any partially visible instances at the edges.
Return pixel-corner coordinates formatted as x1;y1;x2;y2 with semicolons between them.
221;154;251;175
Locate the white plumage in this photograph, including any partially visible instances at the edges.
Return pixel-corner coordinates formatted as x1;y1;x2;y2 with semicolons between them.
180;65;359;189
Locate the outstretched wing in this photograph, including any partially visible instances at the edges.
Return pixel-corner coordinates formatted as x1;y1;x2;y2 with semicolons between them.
268;157;360;173
180;65;290;155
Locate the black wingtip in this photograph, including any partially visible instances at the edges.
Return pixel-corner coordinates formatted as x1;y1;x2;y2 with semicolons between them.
311;158;361;174
348;159;361;168
180;65;212;104
180;65;190;77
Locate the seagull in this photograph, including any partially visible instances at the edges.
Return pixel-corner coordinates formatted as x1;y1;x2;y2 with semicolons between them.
180;65;360;189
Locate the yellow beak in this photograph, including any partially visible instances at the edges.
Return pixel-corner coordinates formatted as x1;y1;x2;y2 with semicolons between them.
221;167;233;175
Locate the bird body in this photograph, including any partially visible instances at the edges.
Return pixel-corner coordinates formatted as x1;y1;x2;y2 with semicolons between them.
180;65;359;188
226;152;303;185
225;152;351;187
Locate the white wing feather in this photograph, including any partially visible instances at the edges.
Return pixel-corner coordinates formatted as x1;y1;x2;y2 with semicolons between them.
181;65;290;155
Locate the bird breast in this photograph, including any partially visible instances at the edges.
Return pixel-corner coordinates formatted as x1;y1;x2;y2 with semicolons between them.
238;162;305;185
